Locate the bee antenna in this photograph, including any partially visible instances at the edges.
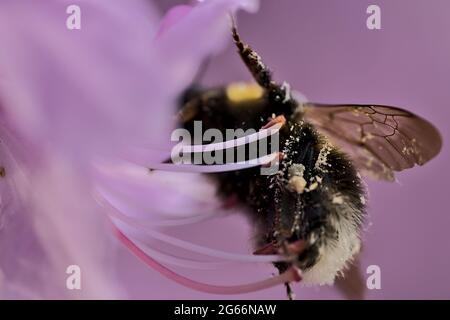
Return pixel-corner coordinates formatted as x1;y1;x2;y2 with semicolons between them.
229;15;273;88
229;16;298;109
230;15;244;51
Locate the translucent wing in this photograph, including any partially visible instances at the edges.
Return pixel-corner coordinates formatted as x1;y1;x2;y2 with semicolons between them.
300;104;442;181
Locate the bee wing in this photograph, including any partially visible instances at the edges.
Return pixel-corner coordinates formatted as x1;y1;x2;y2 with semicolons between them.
301;103;442;181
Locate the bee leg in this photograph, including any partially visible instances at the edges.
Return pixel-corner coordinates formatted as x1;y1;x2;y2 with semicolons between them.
286;240;307;255
254;242;295;299
285;282;295;300
253;239;306;256
283;241;305;300
253;242;279;255
177;97;201;124
274;261;299;300
273;240;305;300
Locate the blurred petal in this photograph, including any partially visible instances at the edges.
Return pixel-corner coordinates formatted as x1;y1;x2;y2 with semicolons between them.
156;5;193;38
0;0;167;160
156;0;259;95
0;0;261;298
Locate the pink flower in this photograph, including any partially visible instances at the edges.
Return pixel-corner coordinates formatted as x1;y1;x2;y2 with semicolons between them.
0;0;290;299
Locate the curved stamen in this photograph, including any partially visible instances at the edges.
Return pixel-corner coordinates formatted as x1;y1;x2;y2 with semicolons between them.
100;194;223;227
130;236;231;270
148;152;279;173
181;122;282;153
115;226;302;294
111;215;284;263
97;186;222;226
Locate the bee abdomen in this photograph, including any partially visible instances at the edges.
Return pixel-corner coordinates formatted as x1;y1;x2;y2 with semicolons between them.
278;122;366;285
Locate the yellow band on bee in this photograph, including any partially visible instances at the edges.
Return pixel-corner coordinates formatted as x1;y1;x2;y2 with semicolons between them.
226;82;264;104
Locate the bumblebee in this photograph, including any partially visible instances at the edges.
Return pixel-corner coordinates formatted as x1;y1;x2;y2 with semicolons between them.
176;25;442;298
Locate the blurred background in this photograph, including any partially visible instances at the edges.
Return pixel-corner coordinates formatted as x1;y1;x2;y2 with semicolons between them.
115;0;450;299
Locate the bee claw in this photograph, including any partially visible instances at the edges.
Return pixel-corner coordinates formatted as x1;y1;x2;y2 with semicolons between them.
285;282;296;300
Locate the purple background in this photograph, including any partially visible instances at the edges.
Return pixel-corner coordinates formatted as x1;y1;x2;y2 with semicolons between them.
125;0;449;299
